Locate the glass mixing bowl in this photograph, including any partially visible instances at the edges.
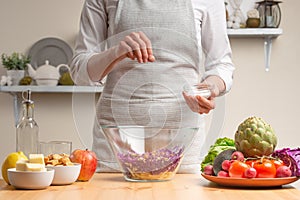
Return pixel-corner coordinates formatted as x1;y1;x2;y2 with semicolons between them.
101;126;198;182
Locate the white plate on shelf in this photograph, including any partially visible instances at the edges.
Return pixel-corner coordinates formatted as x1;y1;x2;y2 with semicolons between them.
28;37;73;69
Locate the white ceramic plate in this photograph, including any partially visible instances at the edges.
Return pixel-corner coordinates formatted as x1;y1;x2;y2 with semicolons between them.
28;37;73;69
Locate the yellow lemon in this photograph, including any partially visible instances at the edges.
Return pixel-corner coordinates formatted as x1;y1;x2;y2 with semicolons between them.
1;151;28;184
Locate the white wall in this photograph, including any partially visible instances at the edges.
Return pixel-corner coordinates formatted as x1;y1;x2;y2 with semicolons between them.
1;0;300;181
0;0;86;169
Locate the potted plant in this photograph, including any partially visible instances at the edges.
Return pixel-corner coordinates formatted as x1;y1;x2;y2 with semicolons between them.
1;52;31;85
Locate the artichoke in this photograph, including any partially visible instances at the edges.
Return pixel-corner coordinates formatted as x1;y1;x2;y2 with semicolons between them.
234;116;277;157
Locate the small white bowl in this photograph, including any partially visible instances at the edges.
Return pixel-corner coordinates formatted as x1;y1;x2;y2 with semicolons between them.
8;168;54;190
183;83;212;98
46;163;81;185
36;79;58;86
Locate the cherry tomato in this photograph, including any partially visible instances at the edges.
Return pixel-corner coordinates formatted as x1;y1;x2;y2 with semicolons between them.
228;160;250;178
271;159;285;169
247;158;276;178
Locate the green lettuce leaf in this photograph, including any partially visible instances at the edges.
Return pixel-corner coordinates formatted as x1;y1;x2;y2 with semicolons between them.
201;137;235;171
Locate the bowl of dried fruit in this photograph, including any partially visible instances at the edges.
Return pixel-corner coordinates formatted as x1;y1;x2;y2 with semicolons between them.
101;126;198;182
44;153;81;185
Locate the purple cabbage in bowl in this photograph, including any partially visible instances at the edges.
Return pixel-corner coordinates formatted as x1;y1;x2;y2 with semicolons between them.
101;126;198;182
117;146;184;181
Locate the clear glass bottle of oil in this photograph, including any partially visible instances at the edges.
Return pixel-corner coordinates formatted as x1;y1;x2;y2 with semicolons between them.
16;90;39;157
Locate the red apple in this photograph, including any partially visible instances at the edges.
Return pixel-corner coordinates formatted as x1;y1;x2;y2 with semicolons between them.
70;149;97;181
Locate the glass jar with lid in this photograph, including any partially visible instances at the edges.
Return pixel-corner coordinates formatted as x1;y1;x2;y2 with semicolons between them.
256;0;282;28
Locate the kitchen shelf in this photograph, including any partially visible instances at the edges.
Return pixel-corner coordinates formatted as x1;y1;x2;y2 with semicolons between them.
227;28;283;37
0;85;103;93
227;28;283;71
0;85;103;126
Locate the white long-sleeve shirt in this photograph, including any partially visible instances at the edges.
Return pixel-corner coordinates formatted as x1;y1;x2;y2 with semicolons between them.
71;0;234;93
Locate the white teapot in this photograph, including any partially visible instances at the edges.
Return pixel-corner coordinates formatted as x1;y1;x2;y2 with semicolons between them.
27;60;70;86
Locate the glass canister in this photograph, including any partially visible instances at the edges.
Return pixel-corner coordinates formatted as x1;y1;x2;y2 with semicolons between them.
16;90;39;157
256;0;282;28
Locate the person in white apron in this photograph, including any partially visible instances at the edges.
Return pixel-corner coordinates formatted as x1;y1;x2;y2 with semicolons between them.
71;0;235;173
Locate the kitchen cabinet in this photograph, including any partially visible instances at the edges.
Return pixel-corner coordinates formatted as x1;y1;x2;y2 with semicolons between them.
0;85;103;126
227;28;283;71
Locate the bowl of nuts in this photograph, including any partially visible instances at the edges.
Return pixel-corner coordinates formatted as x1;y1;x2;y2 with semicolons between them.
44;153;81;185
101;126;198;182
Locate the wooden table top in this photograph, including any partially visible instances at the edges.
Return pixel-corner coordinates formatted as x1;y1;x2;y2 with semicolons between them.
1;173;300;200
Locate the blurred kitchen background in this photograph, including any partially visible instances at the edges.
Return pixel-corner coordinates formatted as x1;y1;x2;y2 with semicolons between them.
0;0;299;180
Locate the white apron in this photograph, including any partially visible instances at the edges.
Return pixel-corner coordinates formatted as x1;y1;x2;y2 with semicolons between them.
93;0;206;173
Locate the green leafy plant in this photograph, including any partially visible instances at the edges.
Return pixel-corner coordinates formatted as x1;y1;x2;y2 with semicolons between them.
1;52;31;70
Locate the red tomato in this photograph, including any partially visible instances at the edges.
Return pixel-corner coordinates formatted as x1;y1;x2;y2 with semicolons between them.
228;160;250;178
271;159;285;169
247;159;276;178
245;159;255;168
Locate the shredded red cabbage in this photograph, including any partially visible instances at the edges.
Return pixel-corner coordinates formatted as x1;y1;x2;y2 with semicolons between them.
272;147;300;177
117;146;183;178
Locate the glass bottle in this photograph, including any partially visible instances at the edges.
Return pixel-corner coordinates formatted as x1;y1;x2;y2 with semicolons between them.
16;90;39;157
